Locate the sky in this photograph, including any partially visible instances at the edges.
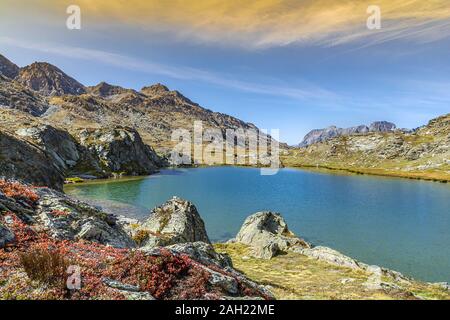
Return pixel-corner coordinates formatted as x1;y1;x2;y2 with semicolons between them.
1;0;450;144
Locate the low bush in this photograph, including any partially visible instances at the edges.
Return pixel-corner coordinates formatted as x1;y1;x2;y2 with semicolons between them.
19;248;69;287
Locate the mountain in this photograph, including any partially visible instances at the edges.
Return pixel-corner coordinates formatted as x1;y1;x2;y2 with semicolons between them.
284;114;449;182
0;74;50;116
0;53;276;189
87;81;134;97
44;78;264;155
0;54;19;79
16;62;86;96
299;121;396;147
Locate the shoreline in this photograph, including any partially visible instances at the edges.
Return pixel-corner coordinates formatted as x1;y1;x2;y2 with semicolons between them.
285;164;450;184
64;164;450;188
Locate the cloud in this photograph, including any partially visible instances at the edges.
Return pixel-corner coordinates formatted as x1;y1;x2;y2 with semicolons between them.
28;0;450;48
0;37;336;102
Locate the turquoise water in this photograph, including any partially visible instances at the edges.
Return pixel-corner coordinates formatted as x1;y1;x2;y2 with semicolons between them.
65;167;450;283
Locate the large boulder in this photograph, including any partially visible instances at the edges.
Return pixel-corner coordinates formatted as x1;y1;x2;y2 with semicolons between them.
35;188;135;248
139;197;210;248
235;212;310;259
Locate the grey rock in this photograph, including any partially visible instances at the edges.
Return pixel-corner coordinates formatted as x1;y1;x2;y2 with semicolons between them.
0;54;19;79
139;197;210;248
77;127;163;175
0;130;65;191
102;278;140;292
15;125;80;171
165;242;233;268
369;121;397;133
198;265;239;295
0;223;15;248
299;121;396;147
235;211;310;259
291;246;361;269
35;187;135;248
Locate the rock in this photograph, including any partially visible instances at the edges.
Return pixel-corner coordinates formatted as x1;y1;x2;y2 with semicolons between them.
291;246;361;269
35;188;135;248
0;223;15;248
0;130;65;191
165;242;233;268
199;265;239;295
77;127;163;175
299;121;396;147
16;62;86;96
15;125;80;172
369;121;397;133
139;197;210;248
235;211;309;259
0;54;19;79
434;282;450;291
102;278;140;292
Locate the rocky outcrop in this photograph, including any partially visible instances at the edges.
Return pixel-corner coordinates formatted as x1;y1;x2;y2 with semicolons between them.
0;130;64;190
0;181;271;300
138;197;210;248
165;242;233;269
291;246;361;269
35;187;135;248
0;54;19;79
77;127;163;175
299;121;396;147
0;76;50;116
15;125;80;172
16;62;86;96
234;212;310;259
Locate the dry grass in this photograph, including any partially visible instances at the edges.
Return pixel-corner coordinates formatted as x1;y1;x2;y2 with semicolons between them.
19;248;69;288
215;243;450;300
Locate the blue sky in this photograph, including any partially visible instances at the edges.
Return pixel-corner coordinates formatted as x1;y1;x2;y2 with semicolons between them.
1;1;449;144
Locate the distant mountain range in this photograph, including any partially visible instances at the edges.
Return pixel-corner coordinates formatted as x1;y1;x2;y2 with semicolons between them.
299;121;398;147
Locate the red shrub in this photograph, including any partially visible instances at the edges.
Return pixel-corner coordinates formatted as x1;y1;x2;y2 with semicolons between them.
0;180;39;205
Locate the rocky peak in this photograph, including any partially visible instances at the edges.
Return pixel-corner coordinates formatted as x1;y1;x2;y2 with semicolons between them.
299;121;397;147
140;83;170;96
369;121;396;133
87;82;130;97
16;62;86;96
0;54;19;79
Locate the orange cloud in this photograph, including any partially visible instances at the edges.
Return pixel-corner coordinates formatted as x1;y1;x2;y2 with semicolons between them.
18;0;450;47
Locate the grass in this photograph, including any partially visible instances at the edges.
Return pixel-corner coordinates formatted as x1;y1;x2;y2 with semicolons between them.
214;243;450;300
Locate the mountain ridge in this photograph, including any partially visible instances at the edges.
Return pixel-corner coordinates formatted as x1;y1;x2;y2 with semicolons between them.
299;121;397;147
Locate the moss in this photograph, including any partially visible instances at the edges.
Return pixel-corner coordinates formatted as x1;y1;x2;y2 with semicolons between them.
65;177;85;184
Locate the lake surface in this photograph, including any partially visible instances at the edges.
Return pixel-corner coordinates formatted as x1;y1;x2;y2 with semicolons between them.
65;167;450;283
